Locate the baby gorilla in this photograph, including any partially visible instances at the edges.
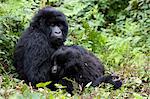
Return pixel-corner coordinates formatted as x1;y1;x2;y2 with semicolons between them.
50;45;122;93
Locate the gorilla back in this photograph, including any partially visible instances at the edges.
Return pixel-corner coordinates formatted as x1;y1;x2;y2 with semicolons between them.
13;6;68;86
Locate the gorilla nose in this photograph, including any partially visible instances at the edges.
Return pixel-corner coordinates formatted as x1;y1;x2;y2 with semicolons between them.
55;31;61;34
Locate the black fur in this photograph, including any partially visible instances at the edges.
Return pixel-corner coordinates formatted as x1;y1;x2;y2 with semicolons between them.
50;45;122;93
13;6;68;86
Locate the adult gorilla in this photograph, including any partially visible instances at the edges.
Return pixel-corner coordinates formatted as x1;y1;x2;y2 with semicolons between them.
50;45;122;93
13;6;68;86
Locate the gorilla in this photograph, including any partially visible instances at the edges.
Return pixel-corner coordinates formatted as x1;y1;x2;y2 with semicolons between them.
50;45;122;93
13;6;68;86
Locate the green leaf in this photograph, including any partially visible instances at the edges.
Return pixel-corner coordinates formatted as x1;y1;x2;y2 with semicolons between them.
54;84;66;89
133;93;144;99
36;81;51;88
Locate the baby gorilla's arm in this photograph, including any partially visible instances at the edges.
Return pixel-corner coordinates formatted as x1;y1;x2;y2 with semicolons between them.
92;74;122;89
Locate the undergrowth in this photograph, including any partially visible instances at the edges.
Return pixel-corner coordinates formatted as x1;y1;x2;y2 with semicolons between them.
0;0;149;98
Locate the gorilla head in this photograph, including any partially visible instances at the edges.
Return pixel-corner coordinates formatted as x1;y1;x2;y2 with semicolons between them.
31;6;68;47
50;46;83;77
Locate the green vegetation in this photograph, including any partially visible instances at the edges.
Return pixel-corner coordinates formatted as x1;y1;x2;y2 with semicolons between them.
0;0;149;98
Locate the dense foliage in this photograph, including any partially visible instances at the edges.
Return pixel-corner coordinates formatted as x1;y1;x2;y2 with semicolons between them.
0;0;149;98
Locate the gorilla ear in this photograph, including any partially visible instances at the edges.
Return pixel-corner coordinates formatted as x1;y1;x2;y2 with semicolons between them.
51;65;58;73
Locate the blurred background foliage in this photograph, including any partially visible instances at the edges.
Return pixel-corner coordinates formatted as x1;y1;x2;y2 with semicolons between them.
0;0;149;98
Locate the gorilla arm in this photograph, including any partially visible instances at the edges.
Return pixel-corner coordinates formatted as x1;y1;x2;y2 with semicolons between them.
23;33;54;85
92;74;122;89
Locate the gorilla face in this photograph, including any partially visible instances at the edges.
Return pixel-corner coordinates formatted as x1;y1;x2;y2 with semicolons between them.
50;24;64;46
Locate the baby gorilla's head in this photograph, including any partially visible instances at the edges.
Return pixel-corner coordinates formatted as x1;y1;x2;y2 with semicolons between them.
50;46;83;78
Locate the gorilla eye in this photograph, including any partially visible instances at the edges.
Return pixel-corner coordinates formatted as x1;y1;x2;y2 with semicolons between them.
57;23;63;28
57;23;61;26
50;23;55;26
